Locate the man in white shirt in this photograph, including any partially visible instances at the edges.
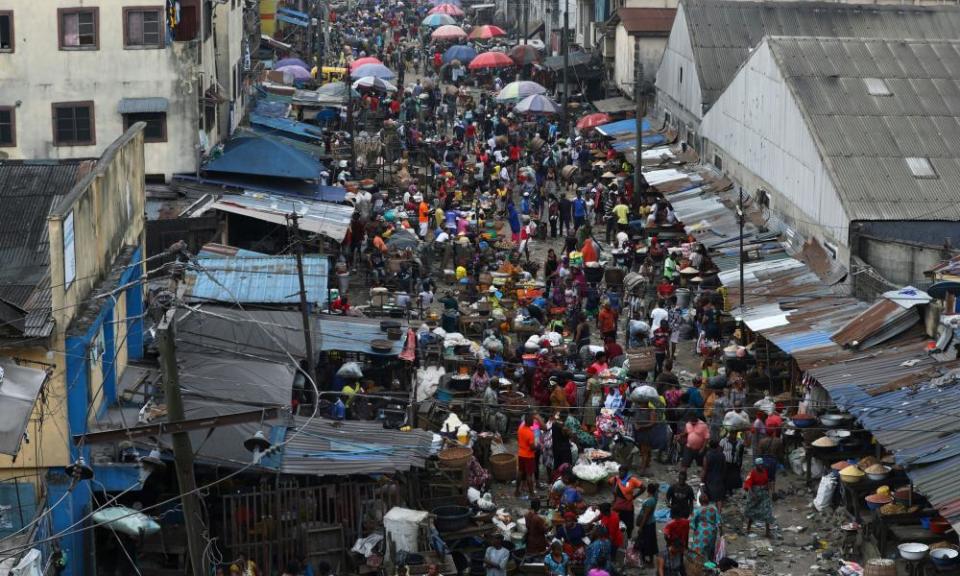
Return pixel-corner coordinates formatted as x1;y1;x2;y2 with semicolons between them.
484;535;510;576
650;300;669;332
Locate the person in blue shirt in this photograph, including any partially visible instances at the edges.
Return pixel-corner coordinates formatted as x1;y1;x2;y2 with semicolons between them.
483;354;505;378
507;200;522;244
572;192;587;231
584;526;612;574
521;193;531;216
685;383;705;420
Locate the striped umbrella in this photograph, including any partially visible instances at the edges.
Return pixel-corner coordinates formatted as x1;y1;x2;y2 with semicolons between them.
422;13;456;27
468;25;506;40
350;56;382;71
495;80;546;102
352;76;398;92
514;93;561;115
428;3;464;16
431;24;468;41
351;63;396;80
576;112;612;130
468;51;514;70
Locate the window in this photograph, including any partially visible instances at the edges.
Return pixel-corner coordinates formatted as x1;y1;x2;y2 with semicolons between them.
123;112;167;142
679;66;683;84
864;77;892;97
52;102;95;146
906;157;938;179
124;7;164;48
713;154;723;171
175;0;198;41
0;107;14;146
0;12;13;52
59;8;99;50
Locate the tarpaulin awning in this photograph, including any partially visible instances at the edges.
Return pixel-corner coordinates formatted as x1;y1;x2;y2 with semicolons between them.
278;13;309;27
592;96;636;114
212;191;354;242
0;358;49;456
277;6;309;20
250;114;325;142
596;117;651;137
177;173;346;203
543;51;593;70
117;97;169;114
204;136;323;180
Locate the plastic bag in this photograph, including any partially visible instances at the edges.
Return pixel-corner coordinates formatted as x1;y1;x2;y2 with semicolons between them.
624;546;642;568
337;362;364;379
789;447;825;478
813;474;837;511
723;410;750;431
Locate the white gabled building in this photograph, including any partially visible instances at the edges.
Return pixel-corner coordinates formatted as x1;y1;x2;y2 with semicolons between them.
699;35;960;271
654;0;960;149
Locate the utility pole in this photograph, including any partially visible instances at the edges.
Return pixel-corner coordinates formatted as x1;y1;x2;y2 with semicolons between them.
347;70;357;172
287;213;318;391
523;0;529;46
633;58;644;197
155;278;206;576
738;186;745;311
561;0;569;135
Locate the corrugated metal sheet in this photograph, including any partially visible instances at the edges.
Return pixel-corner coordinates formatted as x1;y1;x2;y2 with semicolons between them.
809;352;960;529
0;160;92;337
184;255;330;306
618;8;676;35
831;298;920;350
0;358;49;456
766;36;960;221
679;0;960;106
280;416;436;477
317;316;408;356
116;97;169;114
211;191;354;242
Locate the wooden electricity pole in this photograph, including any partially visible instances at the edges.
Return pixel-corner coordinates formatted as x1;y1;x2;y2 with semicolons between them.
287;213;318;390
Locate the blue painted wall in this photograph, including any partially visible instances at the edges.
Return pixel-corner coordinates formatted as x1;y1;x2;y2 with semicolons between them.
55;244;145;576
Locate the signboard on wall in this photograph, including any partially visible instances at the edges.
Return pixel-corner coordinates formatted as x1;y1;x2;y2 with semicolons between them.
64;211;76;288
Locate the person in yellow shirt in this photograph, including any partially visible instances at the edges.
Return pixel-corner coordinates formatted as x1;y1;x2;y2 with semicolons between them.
435;206;445;229
612;198;630;232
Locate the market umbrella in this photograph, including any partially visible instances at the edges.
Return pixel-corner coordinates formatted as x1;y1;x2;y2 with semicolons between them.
275;65;312;80
495;80;546;102
468;51;514;70
431;24;467;41
431;0;461;5
387;228;421;249
428;3;464;16
351;63;396;80
576;112;612;130
350;56;383;71
509;44;541;66
352;76;398;92
514;93;561;114
316;81;361;99
275;57;308;69
468;25;506;40
443;44;477;64
422;13;456;27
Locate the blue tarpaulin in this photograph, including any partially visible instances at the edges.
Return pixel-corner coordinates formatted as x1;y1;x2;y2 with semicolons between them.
250;114;325;142
595;118;652;137
178;174;347;203
277;7;310;26
611;133;667;151
205;136;322;180
277;6;309;19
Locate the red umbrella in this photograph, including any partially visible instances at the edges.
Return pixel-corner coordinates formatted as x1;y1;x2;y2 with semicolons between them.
428;3;465;16
468;51;514;70
576;112;612;130
350;56;382;71
431;24;468;41
468;25;506;40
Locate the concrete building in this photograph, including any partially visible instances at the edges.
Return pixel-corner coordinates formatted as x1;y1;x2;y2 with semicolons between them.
698;35;960;283
612;7;675;97
654;0;960;146
0;0;250;181
0;125;147;575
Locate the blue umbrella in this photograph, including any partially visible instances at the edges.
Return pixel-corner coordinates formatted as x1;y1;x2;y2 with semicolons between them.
352;63;396;80
422;13;456;27
443;44;477;64
275;57;308;69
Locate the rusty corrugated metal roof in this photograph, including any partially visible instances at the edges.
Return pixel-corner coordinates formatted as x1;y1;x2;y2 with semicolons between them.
618;8;676;35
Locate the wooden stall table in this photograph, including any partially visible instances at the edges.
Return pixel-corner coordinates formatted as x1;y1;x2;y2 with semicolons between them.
460;314;487;337
804;445;870;486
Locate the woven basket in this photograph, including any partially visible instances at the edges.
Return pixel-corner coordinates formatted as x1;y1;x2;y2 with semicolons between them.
438;446;473;469
490;453;517;482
